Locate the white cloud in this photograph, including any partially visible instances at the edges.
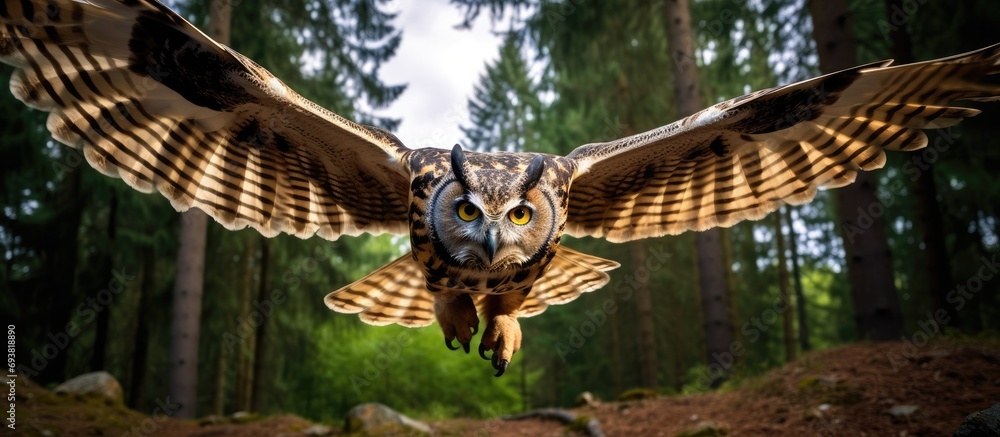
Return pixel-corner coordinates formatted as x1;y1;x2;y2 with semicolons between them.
373;0;506;150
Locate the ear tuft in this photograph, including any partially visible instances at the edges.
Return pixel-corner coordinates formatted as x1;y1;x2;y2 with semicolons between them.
522;155;545;191
451;144;470;187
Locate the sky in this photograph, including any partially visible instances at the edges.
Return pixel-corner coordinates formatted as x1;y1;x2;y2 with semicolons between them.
372;1;507;150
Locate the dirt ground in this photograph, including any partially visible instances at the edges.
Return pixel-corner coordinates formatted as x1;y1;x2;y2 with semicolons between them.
8;338;1000;436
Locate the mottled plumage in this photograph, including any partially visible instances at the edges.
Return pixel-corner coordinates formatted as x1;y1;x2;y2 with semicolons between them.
2;0;998;376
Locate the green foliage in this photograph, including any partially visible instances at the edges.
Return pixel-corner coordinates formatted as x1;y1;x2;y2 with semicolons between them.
462;33;543;152
301;323;524;422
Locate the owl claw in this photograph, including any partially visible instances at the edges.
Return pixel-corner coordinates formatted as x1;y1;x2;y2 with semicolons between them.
479;314;522;377
494;360;509;377
491;351;501;369
434;293;479;354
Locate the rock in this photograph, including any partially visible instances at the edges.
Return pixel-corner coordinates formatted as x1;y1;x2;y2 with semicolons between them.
231;411;256;423
54;371;122;403
887;405;921;424
345;403;431;436
677;420;727;437
198;415;222;426
303;424;333;436
953;402;1000;436
888;405;920;418
575;391;600;407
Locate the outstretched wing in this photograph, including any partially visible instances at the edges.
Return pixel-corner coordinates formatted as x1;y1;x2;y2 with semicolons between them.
566;44;1000;242
325;253;435;328
515;246;619;317
0;0;411;240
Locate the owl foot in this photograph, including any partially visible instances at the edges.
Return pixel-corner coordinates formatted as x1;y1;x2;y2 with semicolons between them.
478;315;522;377
434;293;479;354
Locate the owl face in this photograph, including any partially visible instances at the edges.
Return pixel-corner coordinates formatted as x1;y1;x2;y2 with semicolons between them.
427;147;559;271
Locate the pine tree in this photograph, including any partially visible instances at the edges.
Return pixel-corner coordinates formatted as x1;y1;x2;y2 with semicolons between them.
462;33;543;153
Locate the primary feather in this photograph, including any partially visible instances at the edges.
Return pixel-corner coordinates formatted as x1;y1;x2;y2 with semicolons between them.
1;0;412;241
566;44;1000;242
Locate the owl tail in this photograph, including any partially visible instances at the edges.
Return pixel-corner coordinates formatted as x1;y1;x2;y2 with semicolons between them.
324;252;436;328
516;246;620;318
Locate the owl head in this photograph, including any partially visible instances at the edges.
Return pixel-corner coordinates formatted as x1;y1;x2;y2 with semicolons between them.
428;146;563;271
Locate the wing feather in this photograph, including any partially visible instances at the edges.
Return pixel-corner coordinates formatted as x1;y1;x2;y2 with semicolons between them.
516;246;620;318
1;0;411;240
567;43;1000;242
324;253;435;328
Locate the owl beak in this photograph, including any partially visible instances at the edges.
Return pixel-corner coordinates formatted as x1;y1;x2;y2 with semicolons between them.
484;229;499;265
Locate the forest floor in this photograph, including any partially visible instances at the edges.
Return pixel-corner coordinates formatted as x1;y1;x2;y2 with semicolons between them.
9;337;1000;436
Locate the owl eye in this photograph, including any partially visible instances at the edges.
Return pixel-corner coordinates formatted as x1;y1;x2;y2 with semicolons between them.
456;201;481;221
508;206;532;225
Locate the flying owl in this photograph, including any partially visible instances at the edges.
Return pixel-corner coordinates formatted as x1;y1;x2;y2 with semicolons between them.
2;0;998;376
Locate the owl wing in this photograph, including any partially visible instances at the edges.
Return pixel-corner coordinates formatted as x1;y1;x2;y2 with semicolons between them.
565;44;1000;242
515;246;619;318
0;0;411;240
325;253;435;328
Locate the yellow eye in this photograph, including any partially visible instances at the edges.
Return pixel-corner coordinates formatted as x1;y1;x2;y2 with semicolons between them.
456;201;481;221
509;206;532;225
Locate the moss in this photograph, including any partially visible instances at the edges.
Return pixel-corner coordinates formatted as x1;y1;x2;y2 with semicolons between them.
617;388;658;401
567;414;592;434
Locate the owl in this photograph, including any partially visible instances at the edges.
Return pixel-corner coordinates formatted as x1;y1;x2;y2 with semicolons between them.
2;0;998;376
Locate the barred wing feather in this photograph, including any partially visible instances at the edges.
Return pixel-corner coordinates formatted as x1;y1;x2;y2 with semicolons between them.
0;0;412;240
566;44;1000;242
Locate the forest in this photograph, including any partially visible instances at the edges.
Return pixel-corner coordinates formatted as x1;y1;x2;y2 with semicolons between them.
2;0;1000;434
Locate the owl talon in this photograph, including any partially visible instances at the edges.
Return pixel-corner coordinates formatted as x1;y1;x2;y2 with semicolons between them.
494;360;509;377
434;292;479;354
479;314;522;377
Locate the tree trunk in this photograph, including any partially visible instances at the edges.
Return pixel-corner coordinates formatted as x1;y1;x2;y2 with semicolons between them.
212;342;227;416
721;228;739;363
607;309;624;396
35;165;85;385
630;242;659;389
670;287;685;391
250;238;271;412
127;246;156;409
775;208;795;362
694;229;733;383
809;0;903;341
787;207;811;352
664;0;733;380
168;0;230;418
883;0;957;328
91;190;118;372
169;208;208;418
235;236;256;412
615;67;659;390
